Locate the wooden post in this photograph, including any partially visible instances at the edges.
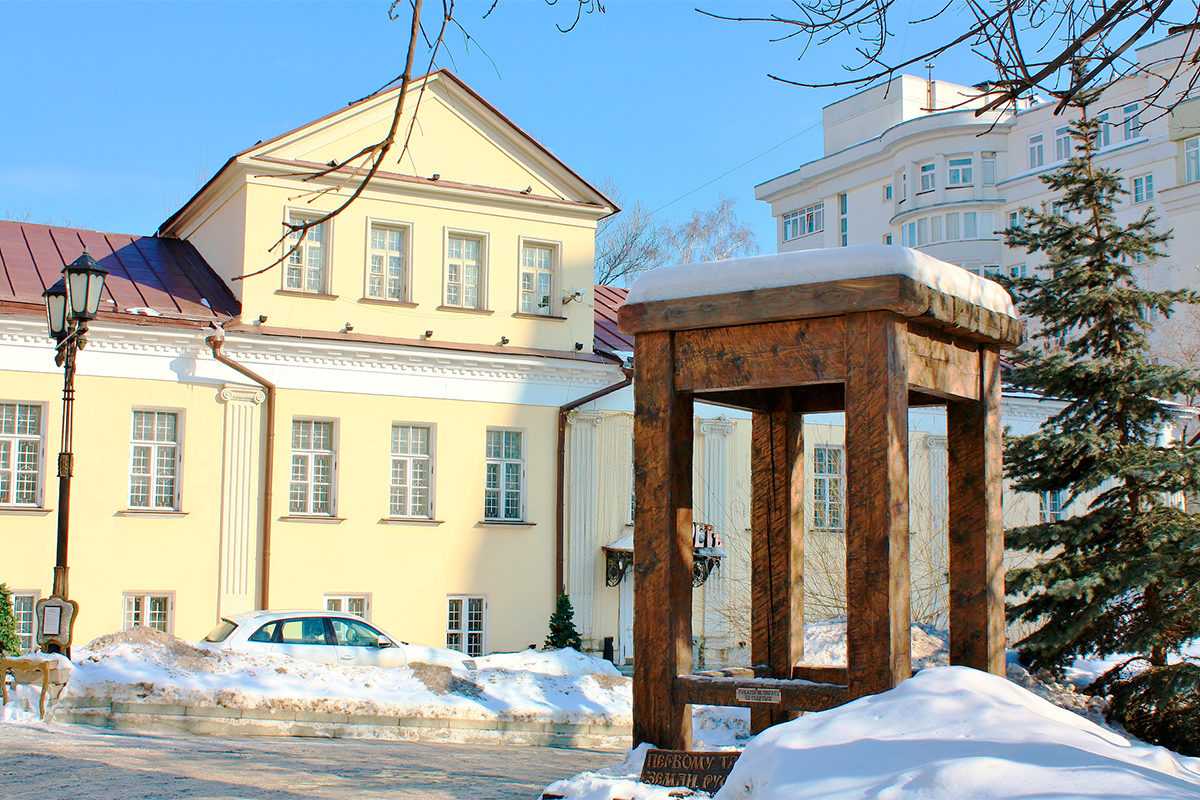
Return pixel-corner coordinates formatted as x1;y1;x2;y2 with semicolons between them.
844;311;912;698
750;392;805;733
947;346;1006;674
632;330;694;750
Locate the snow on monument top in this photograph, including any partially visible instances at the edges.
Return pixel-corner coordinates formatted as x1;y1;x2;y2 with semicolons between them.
627;244;1017;317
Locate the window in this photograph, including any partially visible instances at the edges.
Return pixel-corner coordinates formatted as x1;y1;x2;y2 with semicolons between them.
123;593;172;633
1040;490;1065;523
0;402;41;507
981;265;1004;278
812;446;844;531
963;212;978;239
901;171;908;200
325;594;370;620
1133;174;1155;204
838;193;848;246
1008;264;1027;279
277;618;331;645
365;223;408;302
883;183;893;200
948;157;973;186
129;410;180;510
1095;114;1111;148
445;233;484;309
331;617;385;647
249;621;279;643
930;216;943;243
982;152;997;186
390;423;432;518
883;233;893;245
945;212;961;241
902;221;917;246
284;212;328;293
290;419;335;515
1028;134;1044;169
1187;138;1200;183
484;429;524;521
12;593;35;653
919;162;936;192
446;596;485;656
1054;127;1071;161
1123;104;1142;141
1008;210;1024;230
784;203;824;240
916;217;929;246
520;241;556;315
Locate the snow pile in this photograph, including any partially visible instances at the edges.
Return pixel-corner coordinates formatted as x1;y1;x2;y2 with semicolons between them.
802;619;947;669
61;628;630;725
545;668;1200;800
627;245;1017;316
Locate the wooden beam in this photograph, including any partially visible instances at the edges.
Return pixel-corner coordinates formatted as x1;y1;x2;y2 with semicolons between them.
750;395;805;733
693;389;775;413
907;325;981;401
674;317;847;393
673;675;847;713
633;330;694;750
792;664;849;684
844;311;913;699
791;383;845;414
947;347;1006;675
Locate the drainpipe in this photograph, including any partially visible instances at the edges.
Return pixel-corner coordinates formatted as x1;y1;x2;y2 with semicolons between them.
206;332;276;612
556;364;633;599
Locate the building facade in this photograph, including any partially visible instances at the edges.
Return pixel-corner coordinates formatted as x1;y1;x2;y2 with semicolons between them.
2;70;625;653
755;32;1200;363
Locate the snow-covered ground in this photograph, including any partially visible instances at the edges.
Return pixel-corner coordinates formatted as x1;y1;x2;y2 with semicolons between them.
544;667;1200;800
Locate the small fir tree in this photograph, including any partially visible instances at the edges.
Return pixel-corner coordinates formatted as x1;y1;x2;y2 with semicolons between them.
545;593;583;651
1003;100;1200;755
0;584;21;657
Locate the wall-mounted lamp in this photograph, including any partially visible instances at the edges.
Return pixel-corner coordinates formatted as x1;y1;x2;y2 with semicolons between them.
342;322;354;334
431;173;441;181
257;314;268;325
424;329;434;339
499;336;510;346
521;185;532;195
574;342;584;351
562;290;583;305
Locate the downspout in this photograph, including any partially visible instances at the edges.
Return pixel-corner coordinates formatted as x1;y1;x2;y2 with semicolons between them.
556;364;633;598
206;332;276;612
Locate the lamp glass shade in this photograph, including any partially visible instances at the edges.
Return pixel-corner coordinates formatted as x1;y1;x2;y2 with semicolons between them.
64;251;108;320
44;279;68;339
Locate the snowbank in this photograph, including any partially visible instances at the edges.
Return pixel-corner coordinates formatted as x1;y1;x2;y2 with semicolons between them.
545;668;1200;800
626;245;1017;316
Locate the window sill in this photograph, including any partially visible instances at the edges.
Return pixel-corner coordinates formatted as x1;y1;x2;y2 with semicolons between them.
278;515;345;524
946;184;973;189
358;298;418;308
275;290;339;301
437;305;494;315
379;517;445;526
916;189;935;196
476;520;536;528
512;312;567;321
116;509;187;517
0;506;53;516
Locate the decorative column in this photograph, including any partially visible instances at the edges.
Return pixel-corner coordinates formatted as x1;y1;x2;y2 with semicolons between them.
566;410;603;641
217;385;266;618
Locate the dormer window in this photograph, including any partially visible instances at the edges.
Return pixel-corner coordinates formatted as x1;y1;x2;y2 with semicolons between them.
284;212;328;294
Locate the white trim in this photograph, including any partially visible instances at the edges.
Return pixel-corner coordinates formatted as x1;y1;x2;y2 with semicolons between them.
122;591;176;635
288;417;339;517
11;590;39;653
442;226;490;310
128;408;184;511
484;427;525;522
516;235;563;316
363;217;415;303
445;594;487;656
389;421;435;519
282;207;332;294
324;593;371;621
0;399;48;509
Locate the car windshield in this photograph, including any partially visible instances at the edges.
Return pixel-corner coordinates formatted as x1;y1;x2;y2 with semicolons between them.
203;619;238;643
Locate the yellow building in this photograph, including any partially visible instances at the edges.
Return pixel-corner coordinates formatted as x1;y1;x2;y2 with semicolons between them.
0;70;624;654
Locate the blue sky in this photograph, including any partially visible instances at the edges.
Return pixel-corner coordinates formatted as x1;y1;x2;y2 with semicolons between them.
0;1;996;251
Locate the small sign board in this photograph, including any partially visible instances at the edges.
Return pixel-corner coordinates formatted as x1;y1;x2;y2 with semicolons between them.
35;596;78;652
735;686;782;704
640;749;740;793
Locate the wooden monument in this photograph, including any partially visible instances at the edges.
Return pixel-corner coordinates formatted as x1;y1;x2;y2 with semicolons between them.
617;250;1023;750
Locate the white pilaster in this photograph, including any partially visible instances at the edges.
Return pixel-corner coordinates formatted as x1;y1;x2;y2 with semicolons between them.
565;410;603;638
217;384;266;617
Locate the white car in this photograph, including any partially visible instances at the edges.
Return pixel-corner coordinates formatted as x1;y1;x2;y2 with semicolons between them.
202;610;410;668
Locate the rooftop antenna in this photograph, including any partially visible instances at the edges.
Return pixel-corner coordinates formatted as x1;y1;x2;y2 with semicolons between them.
925;61;935;111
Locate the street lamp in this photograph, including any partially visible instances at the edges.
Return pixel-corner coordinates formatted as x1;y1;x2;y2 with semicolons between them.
38;251;108;656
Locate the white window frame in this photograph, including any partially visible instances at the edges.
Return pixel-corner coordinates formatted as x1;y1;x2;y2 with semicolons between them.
128;409;182;511
283;209;330;294
1028;134;1045;169
883;183;893;201
784;202;824;240
963;212;979;239
0;401;45;508
837;193;848;246
11;590;38;653
945;212;961;241
1133;173;1155;204
782;211;801;241
289;418;337;516
981;152;997;186
1095;114;1111;148
363;218;412;303
1054;126;1071;162
1008;264;1027;279
811;445;845;531
1040;490;1066;523
1123;104;1142;141
883;233;893;245
930;215;943;243
446;595;486;657
902;221;917;247
1008;210;1024;230
325;593;371;621
443;229;488;310
484;428;525;522
518;237;561;316
947;157;973;186
919;162;936;192
1187;138;1200;183
122;591;174;634
390;422;434;519
916;217;929;246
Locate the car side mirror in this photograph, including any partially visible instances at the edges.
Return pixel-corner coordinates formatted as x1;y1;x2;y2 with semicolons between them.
377;637;394;649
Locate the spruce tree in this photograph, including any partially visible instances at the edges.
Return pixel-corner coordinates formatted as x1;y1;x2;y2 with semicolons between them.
0;583;20;657
1003;100;1200;754
544;593;583;651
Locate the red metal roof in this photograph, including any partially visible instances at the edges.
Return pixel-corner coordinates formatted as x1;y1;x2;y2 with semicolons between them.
593;283;632;356
0;220;238;322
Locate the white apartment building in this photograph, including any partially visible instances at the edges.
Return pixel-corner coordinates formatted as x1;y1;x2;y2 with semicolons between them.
756;32;1200;363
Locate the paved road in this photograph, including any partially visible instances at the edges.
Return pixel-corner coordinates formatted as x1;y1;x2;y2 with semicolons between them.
0;724;615;799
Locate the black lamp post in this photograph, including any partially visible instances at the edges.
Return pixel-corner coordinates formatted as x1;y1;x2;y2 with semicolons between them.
40;252;108;654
